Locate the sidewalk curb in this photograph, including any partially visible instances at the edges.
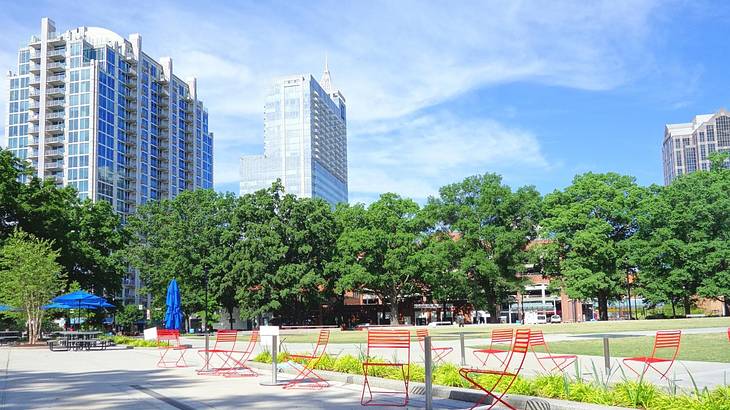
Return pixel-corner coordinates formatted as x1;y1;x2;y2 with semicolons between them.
248;361;632;410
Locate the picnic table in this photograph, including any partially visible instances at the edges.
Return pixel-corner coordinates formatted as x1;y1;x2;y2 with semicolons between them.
0;331;20;345
48;331;108;351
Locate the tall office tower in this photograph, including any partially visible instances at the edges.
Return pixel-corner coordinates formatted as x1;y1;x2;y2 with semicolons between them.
662;109;730;184
240;61;347;205
4;18;214;304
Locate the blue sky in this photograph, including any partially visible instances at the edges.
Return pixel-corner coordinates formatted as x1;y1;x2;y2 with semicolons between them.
1;1;728;204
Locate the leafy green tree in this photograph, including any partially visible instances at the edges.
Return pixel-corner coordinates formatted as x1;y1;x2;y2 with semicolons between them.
115;304;144;332
231;182;338;324
332;193;427;325
424;173;542;321
0;230;65;344
0;149;126;295
126;189;233;320
540;172;646;320
635;163;730;315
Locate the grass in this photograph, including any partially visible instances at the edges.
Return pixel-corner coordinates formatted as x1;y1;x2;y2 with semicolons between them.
542;332;730;363
211;317;730;344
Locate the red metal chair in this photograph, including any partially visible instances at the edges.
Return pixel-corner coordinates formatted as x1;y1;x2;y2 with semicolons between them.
284;329;330;389
459;328;531;410
361;329;411;407
530;329;577;372
623;330;681;380
221;330;260;377
197;329;239;375
726;327;729;343
416;328;453;364
473;328;514;367
156;329;190;368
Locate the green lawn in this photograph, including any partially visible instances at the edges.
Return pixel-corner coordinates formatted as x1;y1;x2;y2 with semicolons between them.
196;317;730;344
543;332;730;363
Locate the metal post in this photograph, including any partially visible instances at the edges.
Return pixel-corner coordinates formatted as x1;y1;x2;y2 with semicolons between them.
459;333;466;366
203;268;209;372
603;336;611;375
271;334;278;385
425;336;433;410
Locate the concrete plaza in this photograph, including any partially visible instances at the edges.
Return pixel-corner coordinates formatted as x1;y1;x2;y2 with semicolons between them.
0;345;475;409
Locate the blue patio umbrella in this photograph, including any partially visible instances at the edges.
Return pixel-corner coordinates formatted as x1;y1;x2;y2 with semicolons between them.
0;305;13;312
52;291;113;329
164;279;183;330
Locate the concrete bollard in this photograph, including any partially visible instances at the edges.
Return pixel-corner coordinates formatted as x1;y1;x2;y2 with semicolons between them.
603;336;611;375
460;333;466;366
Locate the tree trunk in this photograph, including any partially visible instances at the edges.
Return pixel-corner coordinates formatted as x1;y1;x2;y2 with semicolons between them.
671;300;676;318
389;295;400;325
598;295;609;321
683;295;691;316
227;305;234;330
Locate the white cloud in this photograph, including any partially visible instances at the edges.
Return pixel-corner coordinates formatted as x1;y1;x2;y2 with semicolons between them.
348;112;550;203
0;1;663;195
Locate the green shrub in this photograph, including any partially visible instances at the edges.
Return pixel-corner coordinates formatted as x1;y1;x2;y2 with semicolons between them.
433;363;469;388
253;351;272;363
332;355;362;374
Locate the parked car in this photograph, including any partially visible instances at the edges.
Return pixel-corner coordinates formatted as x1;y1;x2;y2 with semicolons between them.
524;312;548;325
550;314;562;323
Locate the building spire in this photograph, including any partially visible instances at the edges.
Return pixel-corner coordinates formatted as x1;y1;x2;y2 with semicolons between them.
321;54;333;93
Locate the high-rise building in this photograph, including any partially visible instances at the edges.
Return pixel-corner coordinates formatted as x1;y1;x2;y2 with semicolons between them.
662;109;730;184
240;61;347;205
4;18;214;304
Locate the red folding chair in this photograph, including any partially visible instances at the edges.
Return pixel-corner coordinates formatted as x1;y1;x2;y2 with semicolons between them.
284;329;330;389
530;329;577;372
473;328;513;367
416;328;453;364
726;327;729;343
623;330;681;380
197;329;239;375
459;328;531;410
361;329;411;407
156;329;190;368
221;330;260;378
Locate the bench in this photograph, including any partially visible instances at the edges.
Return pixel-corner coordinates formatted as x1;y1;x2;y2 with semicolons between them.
427;321;452;327
685;314;706;318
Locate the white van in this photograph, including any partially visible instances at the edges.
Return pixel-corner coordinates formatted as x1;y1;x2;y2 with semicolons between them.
524;312;548;325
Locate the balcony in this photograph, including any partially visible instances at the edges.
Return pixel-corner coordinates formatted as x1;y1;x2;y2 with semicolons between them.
46;87;65;97
128;66;137;77
29;114;40;123
46;99;65;108
47;74;65;85
45;148;64;158
28;88;41;99
28;125;40;135
28;149;39;159
46;111;65;120
46;62;65;72
45;135;64;145
44;160;63;171
28;137;39;146
30;75;41;86
30;62;41;73
28;101;40;111
46;123;65;133
47;49;66;60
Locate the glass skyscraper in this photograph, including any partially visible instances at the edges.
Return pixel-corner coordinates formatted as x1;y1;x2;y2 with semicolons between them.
662;109;730;184
4;18;214;304
240;62;347;205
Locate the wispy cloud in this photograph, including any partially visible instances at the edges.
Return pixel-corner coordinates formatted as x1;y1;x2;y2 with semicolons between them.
0;0;665;193
349;111;550;203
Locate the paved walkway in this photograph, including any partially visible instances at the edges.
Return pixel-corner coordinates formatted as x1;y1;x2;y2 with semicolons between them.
0;346;481;409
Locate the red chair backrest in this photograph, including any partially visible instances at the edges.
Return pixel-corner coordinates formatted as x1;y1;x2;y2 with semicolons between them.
416;328;429;341
502;328;531;373
727;327;730;342
213;329;238;350
528;329;546;347
491;328;514;344
367;329;410;364
157;329;180;345
651;330;681;356
311;329;330;358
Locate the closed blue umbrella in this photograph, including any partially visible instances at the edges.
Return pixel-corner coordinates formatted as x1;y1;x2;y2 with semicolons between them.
0;305;13;312
164;279;183;330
